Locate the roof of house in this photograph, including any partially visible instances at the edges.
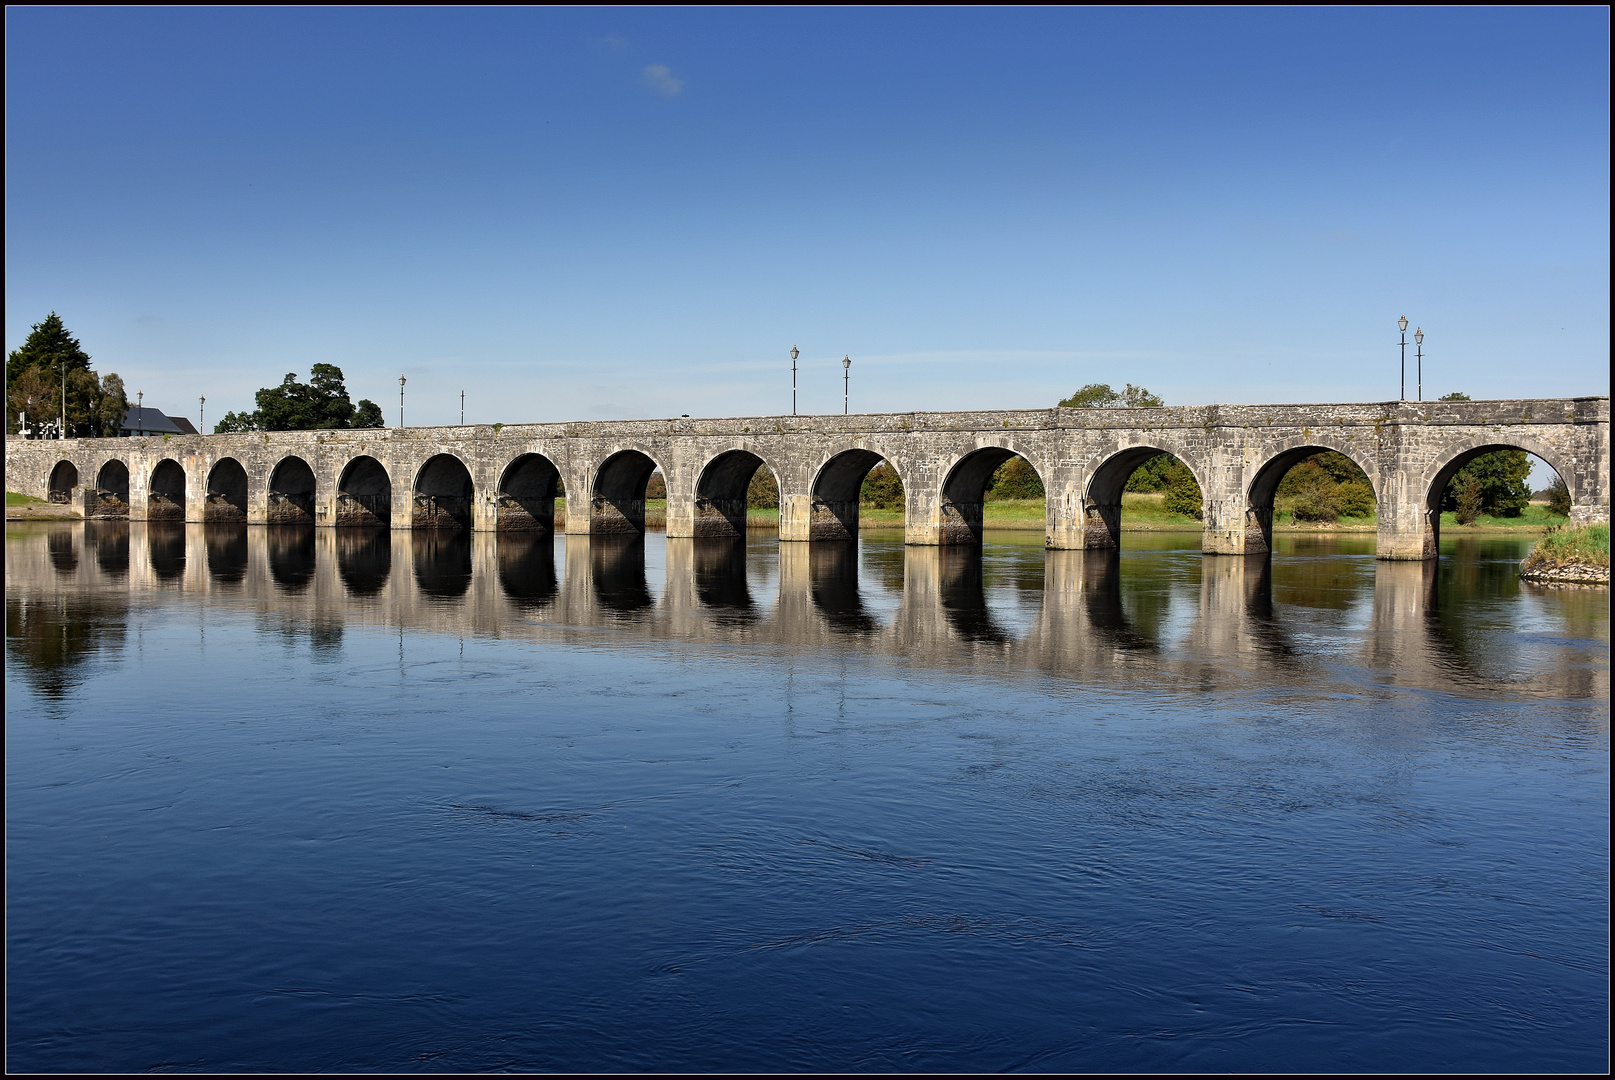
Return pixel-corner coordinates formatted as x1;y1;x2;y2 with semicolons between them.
168;416;199;435
120;407;185;434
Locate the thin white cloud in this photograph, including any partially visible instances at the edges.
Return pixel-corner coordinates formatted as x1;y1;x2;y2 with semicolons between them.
640;64;683;97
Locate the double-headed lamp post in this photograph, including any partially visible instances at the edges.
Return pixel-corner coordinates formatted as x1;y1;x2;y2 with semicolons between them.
1414;327;1424;402
842;355;851;415
398;375;407;428
790;346;799;415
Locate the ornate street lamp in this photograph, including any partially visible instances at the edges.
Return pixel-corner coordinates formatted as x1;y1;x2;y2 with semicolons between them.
790;346;799;415
1414;327;1424;402
200;395;205;434
842;354;851;415
1398;315;1409;400
399;375;407;428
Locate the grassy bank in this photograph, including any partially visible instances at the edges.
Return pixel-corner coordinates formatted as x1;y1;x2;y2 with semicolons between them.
5;491;79;520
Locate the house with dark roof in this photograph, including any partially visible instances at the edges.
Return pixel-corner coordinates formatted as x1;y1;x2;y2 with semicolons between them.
120;407;186;437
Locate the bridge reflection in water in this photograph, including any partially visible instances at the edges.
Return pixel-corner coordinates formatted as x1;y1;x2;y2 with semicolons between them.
5;523;1608;702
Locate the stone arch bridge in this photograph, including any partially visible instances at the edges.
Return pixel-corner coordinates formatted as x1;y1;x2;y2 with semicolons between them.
7;396;1607;560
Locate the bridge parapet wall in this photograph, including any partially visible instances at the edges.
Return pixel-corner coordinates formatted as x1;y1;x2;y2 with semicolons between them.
6;396;1606;561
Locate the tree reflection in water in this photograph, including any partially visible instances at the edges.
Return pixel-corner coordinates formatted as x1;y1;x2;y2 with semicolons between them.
5;593;126;699
497;533;558;611
337;529;391;597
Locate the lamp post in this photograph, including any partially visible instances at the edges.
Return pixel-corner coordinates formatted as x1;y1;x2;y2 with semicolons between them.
136;390;143;438
842;354;851;415
398;376;406;428
790;346;799;415
1414;327;1424;402
60;357;67;439
460;390;465;426
200;395;205;434
1398;315;1408;400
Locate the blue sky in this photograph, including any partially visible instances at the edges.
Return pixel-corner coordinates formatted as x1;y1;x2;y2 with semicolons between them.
6;8;1608;432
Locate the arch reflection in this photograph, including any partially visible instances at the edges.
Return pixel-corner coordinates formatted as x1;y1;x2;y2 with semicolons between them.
147;523;187;582
46;527;78;577
336;529;392;597
810;541;879;635
267;526;316;593
412;531;472;600
591;535;653;615
694;537;754;622
497;533;558;610
205;525;249;586
87;521;129;577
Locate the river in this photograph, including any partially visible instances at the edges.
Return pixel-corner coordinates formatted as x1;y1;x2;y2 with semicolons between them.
5;522;1608;1072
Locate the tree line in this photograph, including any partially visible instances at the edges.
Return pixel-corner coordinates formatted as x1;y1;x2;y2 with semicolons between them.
6;313;129;437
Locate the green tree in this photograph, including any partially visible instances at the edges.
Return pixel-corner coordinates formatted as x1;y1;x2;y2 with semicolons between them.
1443;450;1531;518
1546;476;1572;517
861;462;904;508
221;364;385;432
1273;451;1376;523
985;457;1044;500
1058;382;1164;409
1438;391;1471;401
746;467;779;509
6;312;125;436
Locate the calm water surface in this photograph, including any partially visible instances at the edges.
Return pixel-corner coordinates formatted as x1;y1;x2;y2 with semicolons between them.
6;523;1608;1072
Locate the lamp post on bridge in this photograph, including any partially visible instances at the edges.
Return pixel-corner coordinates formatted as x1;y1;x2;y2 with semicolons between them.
460;390;465;426
790;346;799;415
200;395;205;434
1414;327;1424;402
399;376;406;428
1398;315;1408;400
842;355;851;415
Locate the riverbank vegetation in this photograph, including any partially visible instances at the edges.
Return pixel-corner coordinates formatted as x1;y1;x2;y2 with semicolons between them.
1520;523;1610;583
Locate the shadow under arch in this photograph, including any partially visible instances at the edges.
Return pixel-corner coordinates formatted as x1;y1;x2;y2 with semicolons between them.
498;453;561;532
87;521;129;576
1082;445;1206;549
206;457;249;523
93;460;130;518
810;449;889;541
205;524;249;585
268;455;317;524
267;525;316;593
592;534;654;614
591;449;663;535
147;523;187;581
1425;441;1573;554
412;530;472;599
414;453;474;530
497;532;558;609
938;446;1043;546
337;528;392;596
337;456;391;527
810;541;880;634
48;460;78;504
695;450;778;539
1245;444;1378;554
694;537;754;621
148;459;186;521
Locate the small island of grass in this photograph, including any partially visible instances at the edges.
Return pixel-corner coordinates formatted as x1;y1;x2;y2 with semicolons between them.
1520;523;1610;585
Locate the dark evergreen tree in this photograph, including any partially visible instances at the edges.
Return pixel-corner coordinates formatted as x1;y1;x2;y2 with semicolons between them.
7;312;122;436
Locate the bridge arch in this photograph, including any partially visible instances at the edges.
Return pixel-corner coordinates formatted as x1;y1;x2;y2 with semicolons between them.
1424;436;1576;547
591;447;665;535
695;448;782;538
937;442;1049;546
809;448;897;541
205;457;249;522
94;459;130;518
47;460;78;504
148;459;186;521
1244;441;1379;553
497;453;561;532
337;456;391;527
268;455;317;524
413;454;474;530
1081;440;1210;549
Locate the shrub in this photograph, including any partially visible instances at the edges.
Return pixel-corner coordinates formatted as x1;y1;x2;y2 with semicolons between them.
1162;477;1203;520
985;456;1044;500
861;463;904;508
1454;478;1483;524
645;472;666;499
1336;480;1376;519
1547;476;1571;517
1523;523;1610;571
746;467;778;509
